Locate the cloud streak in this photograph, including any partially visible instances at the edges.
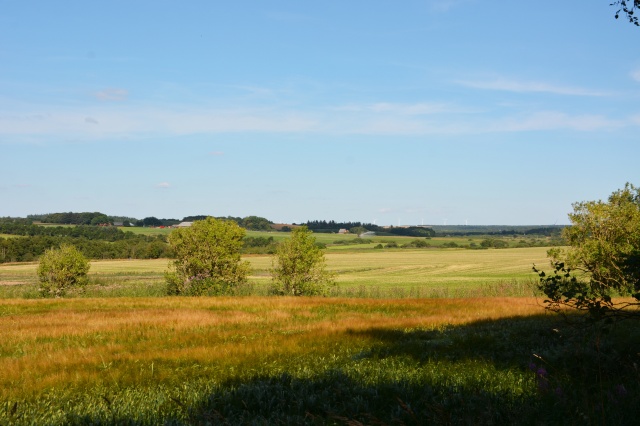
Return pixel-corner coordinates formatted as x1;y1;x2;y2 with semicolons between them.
94;88;129;101
456;78;609;96
0;99;635;143
334;102;459;115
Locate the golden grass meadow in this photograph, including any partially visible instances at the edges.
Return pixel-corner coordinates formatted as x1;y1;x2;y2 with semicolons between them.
1;246;639;424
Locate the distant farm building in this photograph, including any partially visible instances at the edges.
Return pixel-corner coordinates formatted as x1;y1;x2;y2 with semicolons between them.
338;229;349;234
175;222;193;228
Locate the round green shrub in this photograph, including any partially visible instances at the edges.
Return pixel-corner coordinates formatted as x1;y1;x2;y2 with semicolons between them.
37;244;90;297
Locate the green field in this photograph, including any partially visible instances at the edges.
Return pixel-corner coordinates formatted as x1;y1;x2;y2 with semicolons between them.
118;227;558;250
0;247;548;298
119;226;173;236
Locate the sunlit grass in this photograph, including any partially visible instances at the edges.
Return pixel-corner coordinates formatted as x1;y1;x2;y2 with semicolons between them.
0;248;550;298
0;297;542;402
2;296;638;424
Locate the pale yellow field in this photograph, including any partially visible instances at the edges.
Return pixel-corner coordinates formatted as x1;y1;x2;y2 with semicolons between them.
0;247;550;296
249;247;550;292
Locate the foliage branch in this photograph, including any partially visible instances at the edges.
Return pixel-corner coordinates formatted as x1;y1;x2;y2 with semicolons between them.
534;183;640;322
612;0;640;26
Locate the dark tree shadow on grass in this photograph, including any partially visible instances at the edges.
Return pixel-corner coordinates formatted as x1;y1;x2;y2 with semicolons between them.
59;314;640;426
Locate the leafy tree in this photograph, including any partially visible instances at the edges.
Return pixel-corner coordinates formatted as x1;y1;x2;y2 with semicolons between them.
241;215;273;231
90;215;110;225
37;244;90;297
142;217;162;227
387;226;435;237
165;217;251;296
270;226;335;296
480;238;509;249
535;183;640;321
349;226;367;236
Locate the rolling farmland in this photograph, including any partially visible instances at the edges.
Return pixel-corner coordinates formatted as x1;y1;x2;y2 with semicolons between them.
2;240;639;424
0;247;549;298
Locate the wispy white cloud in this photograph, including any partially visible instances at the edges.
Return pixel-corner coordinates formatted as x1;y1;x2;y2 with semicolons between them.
156;182;170;189
0;105;318;140
228;85;275;97
0;98;635;143
209;151;224;156
631;68;640;82
486;111;622;132
456;78;609;96
334;102;458;115
94;88;129;101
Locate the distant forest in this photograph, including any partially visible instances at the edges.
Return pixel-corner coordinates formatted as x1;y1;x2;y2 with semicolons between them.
428;225;565;237
302;220;563;238
0;212;566;263
304;220;436;237
27;212;274;231
0;219;172;263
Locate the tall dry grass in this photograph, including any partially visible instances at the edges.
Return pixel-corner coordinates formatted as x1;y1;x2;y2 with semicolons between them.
0;296;545;400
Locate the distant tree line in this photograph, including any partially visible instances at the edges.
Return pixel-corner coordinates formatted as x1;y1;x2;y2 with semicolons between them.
23;211;276;232
304;220;435;237
173;215;273;231
28;212;138;226
305;220;377;233
385;226;436;237
0;216;281;262
0;235;172;263
430;226;565;237
0;219;171;263
1;221;138;241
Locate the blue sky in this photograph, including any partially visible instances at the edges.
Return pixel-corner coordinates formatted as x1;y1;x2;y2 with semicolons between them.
1;1;639;225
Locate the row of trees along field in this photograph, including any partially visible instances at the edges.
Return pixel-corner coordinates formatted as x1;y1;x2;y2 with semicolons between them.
0;214;276;263
27;212;275;230
304;220;436;237
304;220;562;238
0;219;172;263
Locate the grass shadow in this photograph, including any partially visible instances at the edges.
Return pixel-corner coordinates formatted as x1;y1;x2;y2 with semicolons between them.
49;313;640;425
